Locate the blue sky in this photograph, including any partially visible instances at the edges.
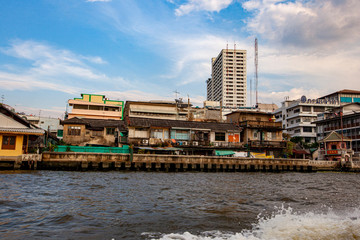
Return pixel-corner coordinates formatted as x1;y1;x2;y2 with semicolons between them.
1;0;359;118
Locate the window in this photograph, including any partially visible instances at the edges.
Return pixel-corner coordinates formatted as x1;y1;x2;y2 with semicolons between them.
313;106;325;112
151;129;164;139
57;130;63;137
68;126;81;136
215;132;226;141
272;132;277;139
303;127;313;132
2;136;16;150
106;128;115;135
302;106;311;112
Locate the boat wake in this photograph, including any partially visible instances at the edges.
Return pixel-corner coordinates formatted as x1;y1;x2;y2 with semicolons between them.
144;206;360;240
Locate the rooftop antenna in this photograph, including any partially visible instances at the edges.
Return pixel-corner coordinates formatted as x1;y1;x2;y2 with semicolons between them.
250;77;253;107
255;38;259;106
173;90;180;99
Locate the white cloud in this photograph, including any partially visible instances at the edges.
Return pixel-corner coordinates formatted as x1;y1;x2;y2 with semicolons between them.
13;105;66;119
0;40;131;94
243;0;360;49
175;0;233;16
257;87;324;107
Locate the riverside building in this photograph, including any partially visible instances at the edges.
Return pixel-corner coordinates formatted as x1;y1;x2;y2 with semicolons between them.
206;48;247;108
67;94;124;120
314;103;360;156
274;96;339;143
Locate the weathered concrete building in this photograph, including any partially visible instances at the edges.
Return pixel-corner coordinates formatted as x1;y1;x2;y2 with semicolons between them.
314;103;360;156
126;117;241;148
67;93;124;120
124;100;191;121
226;110;284;157
61;117;127;147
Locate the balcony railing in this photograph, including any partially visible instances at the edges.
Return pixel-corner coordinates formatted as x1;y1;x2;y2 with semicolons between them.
318;149;353;156
239;120;282;129
248;140;286;148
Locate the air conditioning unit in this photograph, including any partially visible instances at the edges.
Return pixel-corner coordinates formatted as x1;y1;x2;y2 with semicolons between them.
183;141;188;146
142;139;149;145
214;142;219;147
193;141;198;146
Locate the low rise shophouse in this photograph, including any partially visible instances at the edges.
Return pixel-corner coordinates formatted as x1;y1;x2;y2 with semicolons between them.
225;110;284;157
126;117;241;155
0;104;44;156
61;117;127;147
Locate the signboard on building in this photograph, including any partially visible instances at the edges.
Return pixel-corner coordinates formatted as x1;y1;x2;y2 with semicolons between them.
327;150;339;155
300;96;339;105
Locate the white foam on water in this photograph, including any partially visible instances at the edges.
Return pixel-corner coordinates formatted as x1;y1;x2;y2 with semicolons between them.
146;206;360;240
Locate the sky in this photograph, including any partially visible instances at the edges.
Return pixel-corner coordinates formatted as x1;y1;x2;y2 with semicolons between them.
0;0;359;118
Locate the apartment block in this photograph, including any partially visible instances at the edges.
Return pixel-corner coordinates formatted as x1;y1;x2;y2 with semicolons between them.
207;49;247;107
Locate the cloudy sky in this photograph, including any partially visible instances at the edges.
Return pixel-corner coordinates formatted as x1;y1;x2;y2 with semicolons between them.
1;0;359;117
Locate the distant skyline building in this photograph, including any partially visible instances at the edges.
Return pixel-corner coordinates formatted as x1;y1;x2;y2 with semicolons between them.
206;48;247;108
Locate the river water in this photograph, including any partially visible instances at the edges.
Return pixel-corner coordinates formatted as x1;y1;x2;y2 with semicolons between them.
0;171;359;240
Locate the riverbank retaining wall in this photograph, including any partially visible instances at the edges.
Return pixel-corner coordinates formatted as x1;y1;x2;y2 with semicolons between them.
2;152;360;172
40;152;315;172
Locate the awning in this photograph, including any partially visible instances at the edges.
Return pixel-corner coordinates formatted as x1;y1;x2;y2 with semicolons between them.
293;149;310;155
137;147;183;151
215;150;235;156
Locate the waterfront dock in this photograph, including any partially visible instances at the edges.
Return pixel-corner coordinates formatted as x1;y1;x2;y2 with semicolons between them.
2;152;359;172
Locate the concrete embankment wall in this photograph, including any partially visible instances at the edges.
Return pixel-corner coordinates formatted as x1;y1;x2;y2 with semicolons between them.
2;152;359;172
39;152;316;172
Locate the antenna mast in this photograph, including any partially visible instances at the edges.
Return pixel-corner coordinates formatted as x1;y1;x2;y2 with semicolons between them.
255;38;258;106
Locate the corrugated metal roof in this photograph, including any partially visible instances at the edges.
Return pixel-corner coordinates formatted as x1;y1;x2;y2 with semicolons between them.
0;128;45;134
128;117;241;131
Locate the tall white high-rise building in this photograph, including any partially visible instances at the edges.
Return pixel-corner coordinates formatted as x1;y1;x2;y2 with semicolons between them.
206;49;247;107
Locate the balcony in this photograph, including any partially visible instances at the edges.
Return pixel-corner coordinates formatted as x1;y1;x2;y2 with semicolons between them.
248;140;286;148
318;149;354;160
239;120;282;130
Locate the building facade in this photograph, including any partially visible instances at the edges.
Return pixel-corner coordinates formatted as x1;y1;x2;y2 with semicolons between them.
124;100;191;121
61;117;127;147
314;103;360;155
67;94;124;120
0;104;44;156
319;89;360;105
127;117;241;148
274;96;339;143
22;115;63;139
226;110;284;157
207;49;247;107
